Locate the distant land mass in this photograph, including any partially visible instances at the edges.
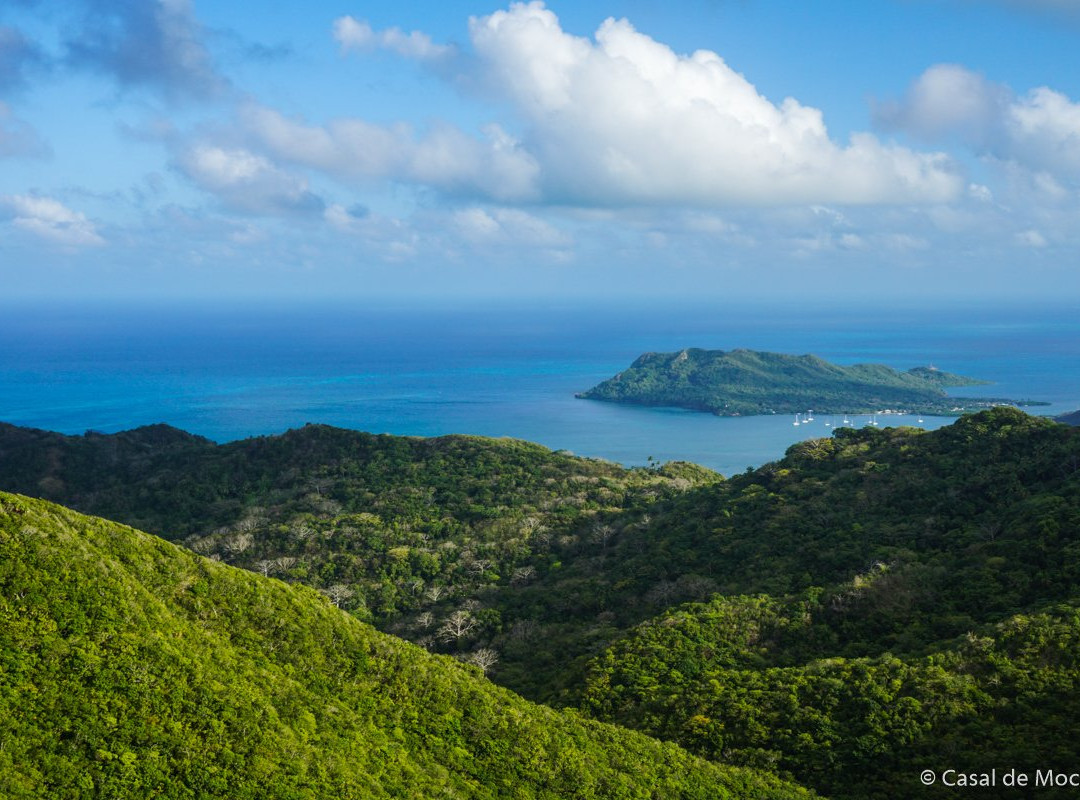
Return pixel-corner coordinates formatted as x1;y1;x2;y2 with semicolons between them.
577;348;1043;416
1057;409;1080;426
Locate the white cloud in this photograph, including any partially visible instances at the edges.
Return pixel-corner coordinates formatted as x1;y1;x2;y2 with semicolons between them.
452;206;570;246
333;16;453;61
880;64;1080;180
1015;229;1048;247
1008;87;1080;173
875;64;1008;144
465;2;961;206
0;194;105;246
241;104;540;202
324;203;418;261
174;144;325;215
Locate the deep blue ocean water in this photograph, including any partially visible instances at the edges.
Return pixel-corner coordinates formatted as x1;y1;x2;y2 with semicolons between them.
2;300;1078;477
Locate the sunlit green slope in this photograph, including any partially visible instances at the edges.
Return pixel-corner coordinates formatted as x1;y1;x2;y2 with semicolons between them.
0;492;812;800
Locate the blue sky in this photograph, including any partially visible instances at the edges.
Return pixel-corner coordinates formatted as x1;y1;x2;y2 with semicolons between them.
2;0;1080;302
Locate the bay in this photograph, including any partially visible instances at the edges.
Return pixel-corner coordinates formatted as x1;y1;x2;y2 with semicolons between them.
1;299;1077;477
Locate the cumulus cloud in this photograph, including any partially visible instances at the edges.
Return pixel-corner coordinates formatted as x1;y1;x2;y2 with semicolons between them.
0;194;105;246
174;144;325;216
875;64;1009;145
463;2;961;206
241;104;540;202
66;0;227;101
879;64;1080;179
333;16;453;61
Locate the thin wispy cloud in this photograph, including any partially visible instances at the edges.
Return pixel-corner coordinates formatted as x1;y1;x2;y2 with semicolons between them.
333;16;455;61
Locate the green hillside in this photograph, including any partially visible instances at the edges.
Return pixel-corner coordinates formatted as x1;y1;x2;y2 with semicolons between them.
576;348;1022;416
551;407;1080;797
0;422;717;698
0;492;812;799
5;409;1080;799
580;592;1080;799
512;408;1080;661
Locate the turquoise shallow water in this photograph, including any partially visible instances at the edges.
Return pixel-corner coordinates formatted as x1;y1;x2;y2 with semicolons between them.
1;300;1077;476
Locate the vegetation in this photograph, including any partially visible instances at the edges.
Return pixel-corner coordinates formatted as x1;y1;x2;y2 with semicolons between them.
0;491;813;799
556;407;1080;797
0;421;719;699
5;407;1080;798
580;592;1080;799
575;348;1032;416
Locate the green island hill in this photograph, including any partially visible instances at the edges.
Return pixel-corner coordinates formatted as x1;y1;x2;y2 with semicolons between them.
576;348;1044;416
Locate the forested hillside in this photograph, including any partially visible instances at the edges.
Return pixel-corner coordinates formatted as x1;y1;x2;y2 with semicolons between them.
0;422;717;697
4;408;1080;799
0;492;812;799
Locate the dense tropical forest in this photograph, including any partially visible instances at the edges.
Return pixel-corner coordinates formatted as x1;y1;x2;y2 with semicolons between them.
576;348;1039;416
0;492;809;799
3;407;1080;797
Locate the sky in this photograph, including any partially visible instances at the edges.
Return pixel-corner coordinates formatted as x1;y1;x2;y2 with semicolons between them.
2;0;1080;303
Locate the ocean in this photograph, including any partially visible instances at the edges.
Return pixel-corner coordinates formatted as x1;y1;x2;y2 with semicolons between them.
2;299;1078;477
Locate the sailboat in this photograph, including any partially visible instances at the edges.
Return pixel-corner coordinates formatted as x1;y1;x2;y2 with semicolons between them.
793;414;800;426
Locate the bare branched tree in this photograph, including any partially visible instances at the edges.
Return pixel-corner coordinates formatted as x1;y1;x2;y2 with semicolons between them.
437;610;477;642
510;565;537;586
223;532;254;556
290;522;316;542
321;584;355;608
272;556;297;574
461;647;499;675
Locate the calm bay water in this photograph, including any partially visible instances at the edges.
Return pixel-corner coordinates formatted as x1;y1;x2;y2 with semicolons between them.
2;300;1078;477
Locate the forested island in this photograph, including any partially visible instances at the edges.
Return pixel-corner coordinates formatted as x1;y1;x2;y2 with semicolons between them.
5;408;1080;798
577;347;1039;416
